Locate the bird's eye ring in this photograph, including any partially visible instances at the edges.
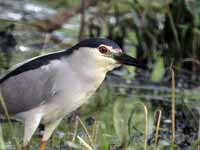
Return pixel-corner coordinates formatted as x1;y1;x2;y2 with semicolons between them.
98;46;108;54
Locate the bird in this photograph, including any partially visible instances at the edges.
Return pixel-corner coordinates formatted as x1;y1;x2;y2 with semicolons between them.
0;38;146;150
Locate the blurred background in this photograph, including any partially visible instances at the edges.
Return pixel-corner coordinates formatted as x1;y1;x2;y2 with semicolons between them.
0;0;200;149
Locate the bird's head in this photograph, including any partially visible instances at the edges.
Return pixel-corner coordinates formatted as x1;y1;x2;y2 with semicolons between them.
69;38;147;73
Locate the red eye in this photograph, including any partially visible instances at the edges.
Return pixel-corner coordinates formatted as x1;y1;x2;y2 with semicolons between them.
99;46;108;54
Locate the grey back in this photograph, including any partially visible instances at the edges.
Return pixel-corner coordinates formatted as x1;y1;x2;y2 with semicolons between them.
0;67;55;114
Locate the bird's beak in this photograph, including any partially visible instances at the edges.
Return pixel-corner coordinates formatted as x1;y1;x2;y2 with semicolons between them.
114;53;147;69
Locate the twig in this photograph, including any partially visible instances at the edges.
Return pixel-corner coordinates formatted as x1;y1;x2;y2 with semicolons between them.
72;116;79;142
92;114;99;143
77;116;94;147
143;103;148;150
153;108;162;149
128;102;148;150
170;66;176;149
33;0;92;33
78;0;86;40
167;7;181;52
42;33;51;50
77;136;93;150
182;58;200;65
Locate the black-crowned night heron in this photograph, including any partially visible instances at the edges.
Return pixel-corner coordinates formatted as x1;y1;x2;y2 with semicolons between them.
0;38;146;150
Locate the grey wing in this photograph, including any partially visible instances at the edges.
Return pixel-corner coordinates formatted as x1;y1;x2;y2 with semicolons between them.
0;67;55;115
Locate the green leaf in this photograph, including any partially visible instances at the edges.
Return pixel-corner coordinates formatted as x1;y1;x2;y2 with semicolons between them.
151;52;165;82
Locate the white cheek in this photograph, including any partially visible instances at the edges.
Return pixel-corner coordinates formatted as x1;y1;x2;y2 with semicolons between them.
100;57;120;71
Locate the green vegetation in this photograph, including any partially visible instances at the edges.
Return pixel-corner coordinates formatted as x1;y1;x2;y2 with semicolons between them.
0;0;200;149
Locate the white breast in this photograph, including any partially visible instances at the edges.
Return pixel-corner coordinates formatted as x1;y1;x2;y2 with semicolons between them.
41;56;106;123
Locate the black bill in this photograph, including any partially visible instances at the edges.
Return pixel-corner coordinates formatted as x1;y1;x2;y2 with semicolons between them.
114;53;147;69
